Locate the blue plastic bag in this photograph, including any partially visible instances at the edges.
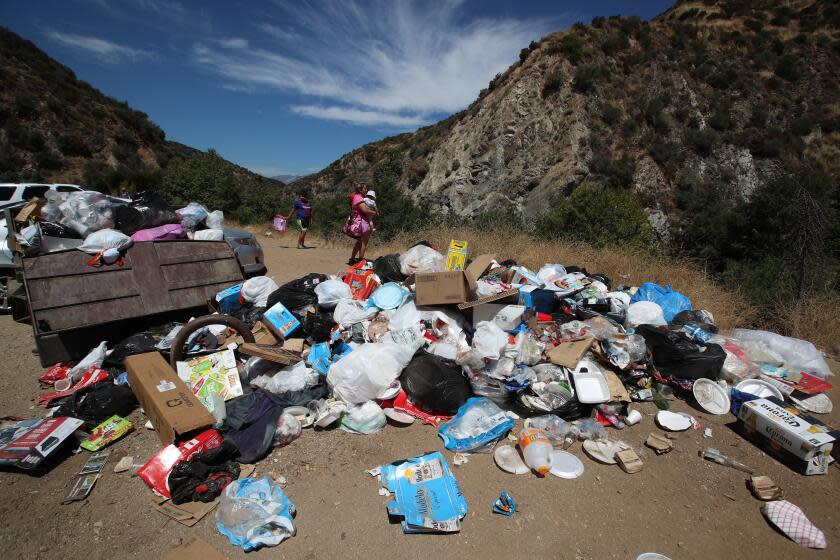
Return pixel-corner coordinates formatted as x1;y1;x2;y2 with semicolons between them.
373;452;467;533
438;397;515;452
216;477;296;552
630;282;692;323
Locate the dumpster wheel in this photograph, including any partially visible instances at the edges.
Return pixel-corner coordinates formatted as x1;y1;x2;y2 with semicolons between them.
169;314;255;368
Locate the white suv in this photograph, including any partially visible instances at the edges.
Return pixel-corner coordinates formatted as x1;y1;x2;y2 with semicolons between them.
0;183;84;210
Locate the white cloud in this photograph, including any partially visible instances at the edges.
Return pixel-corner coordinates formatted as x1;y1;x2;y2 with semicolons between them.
292;105;426;127
132;0;187;17
193;0;557;127
258;23;299;42
45;29;154;63
218;37;249;49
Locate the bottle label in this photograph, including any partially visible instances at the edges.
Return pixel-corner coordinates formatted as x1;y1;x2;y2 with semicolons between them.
518;429;549;449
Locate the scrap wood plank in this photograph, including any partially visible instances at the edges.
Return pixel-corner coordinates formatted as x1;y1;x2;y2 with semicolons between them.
239;343;301;365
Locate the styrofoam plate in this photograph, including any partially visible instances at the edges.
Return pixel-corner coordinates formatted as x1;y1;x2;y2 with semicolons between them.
791;392;833;414
582;439;631;464
736;379;784;400
692;378;731;415
549;450;584;479
656;410;693;431
494;445;529;474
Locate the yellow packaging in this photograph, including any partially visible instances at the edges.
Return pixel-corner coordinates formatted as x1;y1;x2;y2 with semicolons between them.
446;240;469;271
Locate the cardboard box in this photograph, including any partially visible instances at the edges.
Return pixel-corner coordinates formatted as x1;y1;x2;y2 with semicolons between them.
446;240;469;271
737;397;837;475
125;352;215;445
414;254;496;307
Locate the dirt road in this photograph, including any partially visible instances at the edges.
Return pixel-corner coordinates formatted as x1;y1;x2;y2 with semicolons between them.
1;231;838;559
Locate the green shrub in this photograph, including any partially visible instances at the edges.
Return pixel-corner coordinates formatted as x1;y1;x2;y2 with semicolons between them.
591;16;606;28
602;104;622;125
13;93;38;119
706;65;738;89
644;94;671;133
57;134;91;157
775;54;800;81
601;32;629;56
790;115;814;136
650;141;679;165
684;128;717;156
534;183;656;247
160;150;240;211
558;33;585;64
35;149;62;170
709;105;732;131
542;71;564;96
572;64;601;93
590;155;635;189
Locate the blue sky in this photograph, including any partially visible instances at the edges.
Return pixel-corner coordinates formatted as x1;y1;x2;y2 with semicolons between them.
1;0;672;177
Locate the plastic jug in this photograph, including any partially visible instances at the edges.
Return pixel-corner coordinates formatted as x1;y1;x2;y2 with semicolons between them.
518;428;553;476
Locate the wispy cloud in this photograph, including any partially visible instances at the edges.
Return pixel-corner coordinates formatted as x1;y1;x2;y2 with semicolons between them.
193;0;557;127
257;23;299;42
45;29;154;63
132;0;187;18
292;105;426;127
217;37;249;49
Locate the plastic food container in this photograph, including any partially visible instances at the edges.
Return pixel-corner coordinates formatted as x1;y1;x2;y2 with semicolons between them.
692;378;731;415
571;360;610;403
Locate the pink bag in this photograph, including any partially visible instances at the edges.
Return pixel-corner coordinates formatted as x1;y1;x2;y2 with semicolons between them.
273;214;287;233
130;223;186;242
343;213;369;239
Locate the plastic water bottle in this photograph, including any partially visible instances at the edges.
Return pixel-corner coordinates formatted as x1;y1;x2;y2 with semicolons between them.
518;428;553;476
681;324;712;343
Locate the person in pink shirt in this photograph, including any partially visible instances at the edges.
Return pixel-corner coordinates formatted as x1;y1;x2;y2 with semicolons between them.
345;182;378;264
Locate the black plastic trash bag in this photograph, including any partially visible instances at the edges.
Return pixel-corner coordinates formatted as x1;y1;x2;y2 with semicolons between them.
373;254;406;284
670;310;719;334
266;273;327;314
400;352;472;415
114;191;179;235
39;221;81;238
52;382;137;426
230;305;265;327
637;325;725;380
168;439;240;504
106;322;182;366
301;309;335;343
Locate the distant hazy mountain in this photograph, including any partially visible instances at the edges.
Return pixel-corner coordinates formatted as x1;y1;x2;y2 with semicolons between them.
272;174;303;184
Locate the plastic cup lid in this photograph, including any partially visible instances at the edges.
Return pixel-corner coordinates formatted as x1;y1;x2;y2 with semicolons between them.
370;282;407;310
692;378;731;416
494;445;530;475
549;450;584;479
637;554;672;560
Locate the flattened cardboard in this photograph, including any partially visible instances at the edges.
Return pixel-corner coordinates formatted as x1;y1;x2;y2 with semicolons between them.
604;369;631;402
457;289;518;310
154;464;255;526
547;338;595;368
162;536;227;560
239;343;301;365
125;352;214;445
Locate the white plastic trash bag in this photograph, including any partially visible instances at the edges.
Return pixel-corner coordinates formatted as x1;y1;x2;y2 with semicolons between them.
192;228;224;241
730;329;833;378
327;342;415;404
472;321;509;361
216;476;296;552
333;299;378;327
399;244;445;276
206;210;224;229
339;401;386;434
78;229;132;255
251;361;319;394
625;301;666;327
314;278;353;308
41;190;114;237
241;276;279;307
387;300;422;331
67;341;108;382
537;264;567;286
177;202;209;230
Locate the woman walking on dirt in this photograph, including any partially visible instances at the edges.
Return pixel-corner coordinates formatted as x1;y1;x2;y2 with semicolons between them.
286;192;312;249
345;183;378;264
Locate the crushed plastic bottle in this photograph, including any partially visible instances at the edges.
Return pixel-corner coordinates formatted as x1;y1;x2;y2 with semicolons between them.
699;447;754;474
524;415;576;449
518;428;553;476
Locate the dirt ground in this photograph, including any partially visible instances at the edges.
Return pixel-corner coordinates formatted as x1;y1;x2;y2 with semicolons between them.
1;231;839;560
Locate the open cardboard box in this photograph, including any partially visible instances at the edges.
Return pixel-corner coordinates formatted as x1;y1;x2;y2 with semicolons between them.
410;254;518;308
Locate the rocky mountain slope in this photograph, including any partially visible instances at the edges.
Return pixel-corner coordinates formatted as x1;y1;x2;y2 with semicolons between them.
296;0;840;236
0;27;282;191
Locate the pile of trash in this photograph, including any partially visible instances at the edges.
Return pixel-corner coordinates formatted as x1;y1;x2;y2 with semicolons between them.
9;190;228;260
3;239;836;553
